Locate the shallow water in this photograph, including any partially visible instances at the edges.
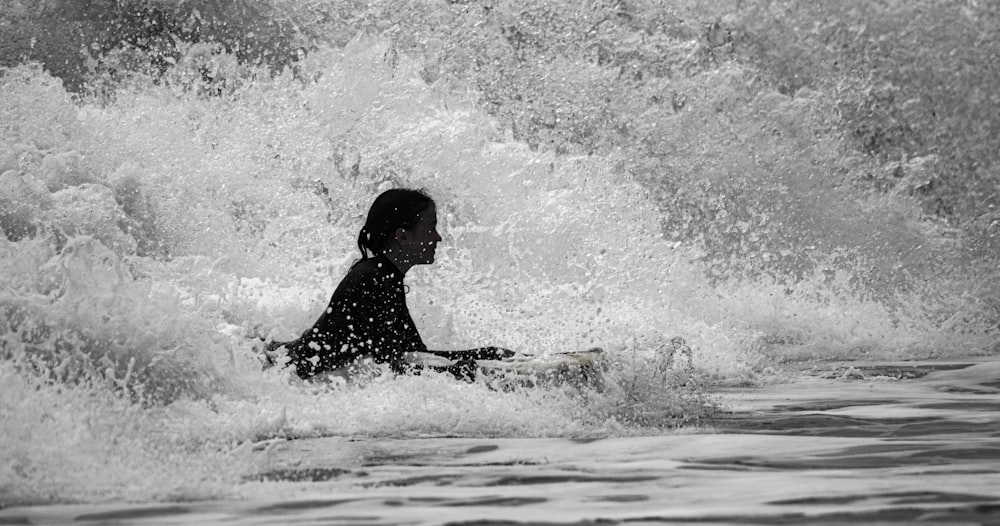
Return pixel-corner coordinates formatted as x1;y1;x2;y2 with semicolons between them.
4;356;999;525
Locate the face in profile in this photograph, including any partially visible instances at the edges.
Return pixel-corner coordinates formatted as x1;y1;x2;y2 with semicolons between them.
398;205;442;265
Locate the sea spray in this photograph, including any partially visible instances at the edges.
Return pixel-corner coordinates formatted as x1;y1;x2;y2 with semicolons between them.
2;3;997;504
0;362;249;505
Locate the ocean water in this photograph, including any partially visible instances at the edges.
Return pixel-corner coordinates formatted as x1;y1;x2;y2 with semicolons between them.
1;1;998;520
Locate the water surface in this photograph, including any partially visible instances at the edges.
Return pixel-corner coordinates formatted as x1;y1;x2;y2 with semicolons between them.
2;1;998;521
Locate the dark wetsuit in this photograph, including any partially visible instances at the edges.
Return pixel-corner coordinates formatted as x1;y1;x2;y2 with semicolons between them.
271;254;422;378
270;254;506;380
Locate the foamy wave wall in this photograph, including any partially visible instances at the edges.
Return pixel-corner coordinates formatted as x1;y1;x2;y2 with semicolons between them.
0;32;993;503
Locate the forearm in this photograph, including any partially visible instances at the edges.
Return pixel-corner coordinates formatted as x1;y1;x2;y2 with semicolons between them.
424;347;512;360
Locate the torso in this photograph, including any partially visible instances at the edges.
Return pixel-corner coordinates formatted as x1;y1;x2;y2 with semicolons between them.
287;254;426;378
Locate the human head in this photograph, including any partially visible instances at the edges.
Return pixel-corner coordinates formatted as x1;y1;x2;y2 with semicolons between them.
358;188;436;259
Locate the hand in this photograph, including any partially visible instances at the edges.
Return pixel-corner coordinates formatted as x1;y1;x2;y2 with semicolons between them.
470;347;515;360
489;347;516;360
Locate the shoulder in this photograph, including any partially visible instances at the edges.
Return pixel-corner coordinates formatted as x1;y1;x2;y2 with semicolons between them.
339;256;400;288
345;257;381;279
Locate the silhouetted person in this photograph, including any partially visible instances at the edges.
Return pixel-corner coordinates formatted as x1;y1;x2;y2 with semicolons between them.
267;188;511;381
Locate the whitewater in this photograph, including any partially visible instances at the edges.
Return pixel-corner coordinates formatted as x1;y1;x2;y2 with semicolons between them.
1;2;998;523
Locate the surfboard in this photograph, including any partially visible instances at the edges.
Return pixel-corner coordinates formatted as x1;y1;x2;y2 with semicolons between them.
253;335;607;388
406;348;606;389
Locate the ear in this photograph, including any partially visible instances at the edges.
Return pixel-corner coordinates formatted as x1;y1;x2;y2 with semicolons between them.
393;226;408;243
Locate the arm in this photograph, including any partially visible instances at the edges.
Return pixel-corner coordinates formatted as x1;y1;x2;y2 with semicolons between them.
423;347;516;360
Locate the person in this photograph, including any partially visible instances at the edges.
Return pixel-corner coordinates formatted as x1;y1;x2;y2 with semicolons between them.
266;188;512;381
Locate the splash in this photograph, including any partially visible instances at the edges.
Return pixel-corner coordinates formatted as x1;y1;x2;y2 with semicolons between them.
1;0;997;505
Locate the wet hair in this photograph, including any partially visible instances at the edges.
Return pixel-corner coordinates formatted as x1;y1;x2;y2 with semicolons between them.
357;188;435;259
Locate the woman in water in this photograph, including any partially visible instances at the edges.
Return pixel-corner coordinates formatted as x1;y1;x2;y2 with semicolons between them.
268;188;512;381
